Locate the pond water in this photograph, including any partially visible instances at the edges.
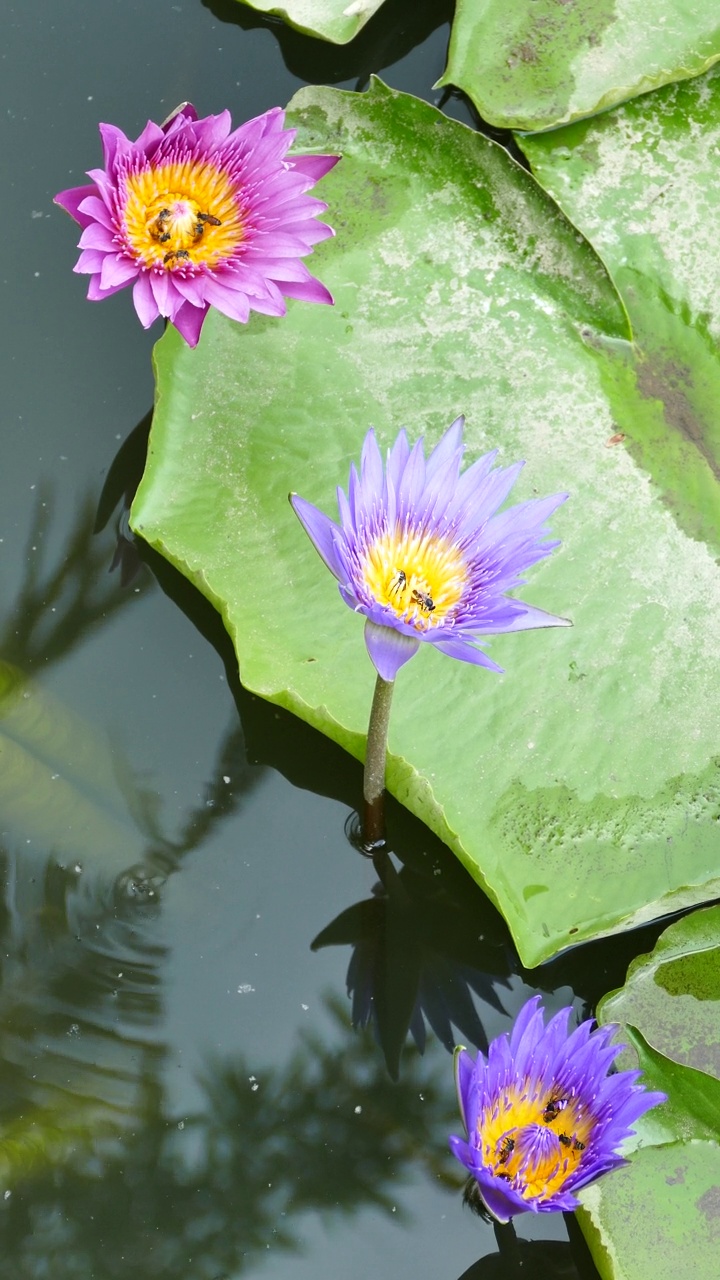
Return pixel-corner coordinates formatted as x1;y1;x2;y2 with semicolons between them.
2;1;668;1276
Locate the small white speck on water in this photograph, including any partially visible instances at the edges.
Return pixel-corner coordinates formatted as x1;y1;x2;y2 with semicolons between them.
237;984;255;995
354;1105;362;1114
177;1121;184;1130
4;1191;11;1200
301;1003;309;1011
223;775;230;784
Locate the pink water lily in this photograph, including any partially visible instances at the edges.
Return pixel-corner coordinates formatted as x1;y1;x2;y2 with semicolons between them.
55;103;338;346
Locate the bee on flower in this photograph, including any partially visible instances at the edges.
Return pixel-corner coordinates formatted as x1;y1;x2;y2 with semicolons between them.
450;997;666;1222
55;103;338;346
291;416;570;683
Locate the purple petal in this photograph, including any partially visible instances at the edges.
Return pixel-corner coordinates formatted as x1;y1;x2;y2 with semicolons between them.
430;637;504;672
454;1047;475;1131
364;620;419;681
290;495;344;580
426;416;464;480
472;1171;529;1224
470;602;572;635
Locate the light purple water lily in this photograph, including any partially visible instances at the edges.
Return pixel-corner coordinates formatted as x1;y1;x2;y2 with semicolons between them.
55;103;338;347
450;996;666;1223
291;417;569;682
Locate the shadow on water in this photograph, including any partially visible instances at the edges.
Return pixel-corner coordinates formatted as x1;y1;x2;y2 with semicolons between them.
203;0;454;90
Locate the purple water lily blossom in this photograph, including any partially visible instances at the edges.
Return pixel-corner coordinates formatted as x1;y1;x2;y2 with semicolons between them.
291;417;569;682
450;997;666;1223
55;103;338;347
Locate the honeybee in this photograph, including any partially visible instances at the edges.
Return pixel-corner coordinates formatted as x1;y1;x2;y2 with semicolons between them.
411;588;435;613
151;208;172;242
389;569;407;597
558;1132;572;1148
496;1135;515;1164
198;211;223;226
542;1096;569;1124
573;1139;585;1152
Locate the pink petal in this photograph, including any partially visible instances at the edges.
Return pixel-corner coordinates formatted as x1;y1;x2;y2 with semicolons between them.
77;195;115;229
78;222;116;251
132;272;161;328
172;301;207;347
74;248;107;273
99;254;139;290
288;154;340;183
279;278;334;306
54;184;98;225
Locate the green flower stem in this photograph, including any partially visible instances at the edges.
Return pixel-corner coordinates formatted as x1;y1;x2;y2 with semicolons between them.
362;674;395;846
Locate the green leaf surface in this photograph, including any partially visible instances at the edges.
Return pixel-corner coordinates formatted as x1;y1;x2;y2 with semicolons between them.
131;81;720;967
520;64;720;551
577;964;720;1279
438;0;720;132
578;1137;720;1280
233;0;385;43
599;907;720;1083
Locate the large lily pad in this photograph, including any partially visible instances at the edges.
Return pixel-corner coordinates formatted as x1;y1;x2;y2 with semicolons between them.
520;64;720;550
439;0;720;132
575;926;720;1280
131;80;720;967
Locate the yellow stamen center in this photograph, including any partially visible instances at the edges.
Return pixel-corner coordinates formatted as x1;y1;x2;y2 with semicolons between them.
122;160;245;269
480;1084;593;1201
362;526;467;631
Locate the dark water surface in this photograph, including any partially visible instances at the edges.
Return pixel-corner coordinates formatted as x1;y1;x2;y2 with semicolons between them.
2;1;662;1276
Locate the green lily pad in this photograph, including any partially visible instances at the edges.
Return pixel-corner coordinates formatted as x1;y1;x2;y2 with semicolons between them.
439;0;720;133
598;906;720;1083
579;1136;720;1280
233;0;385;43
576;954;720;1279
131;80;720;967
520;65;720;550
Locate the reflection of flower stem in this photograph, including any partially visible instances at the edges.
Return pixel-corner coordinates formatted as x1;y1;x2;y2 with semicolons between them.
493;1218;521;1270
363;674;394;846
